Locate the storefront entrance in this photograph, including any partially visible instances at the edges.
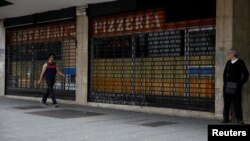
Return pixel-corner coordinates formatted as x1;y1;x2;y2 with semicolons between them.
88;7;216;112
5;20;77;100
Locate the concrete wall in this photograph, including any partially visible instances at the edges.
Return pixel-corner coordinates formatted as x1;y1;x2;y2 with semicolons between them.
0;21;5;96
233;0;250;121
75;7;88;105
215;0;234;119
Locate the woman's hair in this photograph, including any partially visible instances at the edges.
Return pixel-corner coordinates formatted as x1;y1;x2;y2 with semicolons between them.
48;53;56;59
230;48;239;58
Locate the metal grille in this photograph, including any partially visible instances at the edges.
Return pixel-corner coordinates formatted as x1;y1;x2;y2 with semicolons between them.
5;20;77;98
89;8;216;111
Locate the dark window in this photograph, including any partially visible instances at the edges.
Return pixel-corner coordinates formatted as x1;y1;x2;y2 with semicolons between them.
135;34;148;58
93;36;132;59
148;30;184;57
188;29;215;56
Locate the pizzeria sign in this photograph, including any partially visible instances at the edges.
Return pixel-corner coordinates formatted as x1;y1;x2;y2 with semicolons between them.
92;9;165;36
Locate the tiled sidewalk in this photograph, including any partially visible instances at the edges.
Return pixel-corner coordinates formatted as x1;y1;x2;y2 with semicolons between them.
0;97;219;141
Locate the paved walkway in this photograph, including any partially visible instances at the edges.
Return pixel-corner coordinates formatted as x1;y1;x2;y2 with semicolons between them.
0;97;220;141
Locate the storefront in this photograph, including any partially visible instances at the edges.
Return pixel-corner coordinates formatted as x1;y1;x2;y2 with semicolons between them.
1;0;250;120
87;0;216;112
5;7;77;100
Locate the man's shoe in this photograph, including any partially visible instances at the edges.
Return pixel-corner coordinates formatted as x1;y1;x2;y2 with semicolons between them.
53;104;59;108
40;100;47;106
221;120;229;123
237;120;244;124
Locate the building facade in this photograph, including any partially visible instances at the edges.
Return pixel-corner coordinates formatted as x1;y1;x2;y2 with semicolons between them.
0;0;250;120
88;2;216;112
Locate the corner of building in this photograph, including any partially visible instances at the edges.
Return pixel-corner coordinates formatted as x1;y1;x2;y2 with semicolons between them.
0;20;5;97
232;0;250;121
75;6;88;105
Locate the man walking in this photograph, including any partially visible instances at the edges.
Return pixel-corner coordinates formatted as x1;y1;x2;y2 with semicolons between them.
222;49;249;124
38;53;65;107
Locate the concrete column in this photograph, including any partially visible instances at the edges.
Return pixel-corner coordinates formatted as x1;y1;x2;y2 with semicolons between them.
216;0;250;121
215;0;234;119
75;7;88;105
0;21;5;96
233;0;250;121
